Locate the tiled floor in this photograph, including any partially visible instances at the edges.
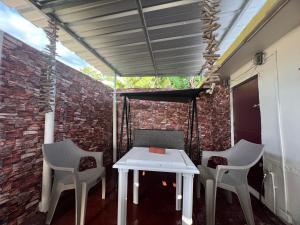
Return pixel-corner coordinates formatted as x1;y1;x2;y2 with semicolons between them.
27;168;285;225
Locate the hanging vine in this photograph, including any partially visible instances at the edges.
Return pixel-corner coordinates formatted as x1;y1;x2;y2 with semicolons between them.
201;0;221;87
39;18;58;113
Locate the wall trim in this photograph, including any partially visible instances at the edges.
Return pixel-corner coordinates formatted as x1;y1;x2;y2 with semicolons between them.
217;0;281;66
229;90;234;147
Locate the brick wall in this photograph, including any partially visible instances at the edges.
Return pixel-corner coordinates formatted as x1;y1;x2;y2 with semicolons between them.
198;85;231;151
0;33;113;225
117;86;231;160
0;31;231;225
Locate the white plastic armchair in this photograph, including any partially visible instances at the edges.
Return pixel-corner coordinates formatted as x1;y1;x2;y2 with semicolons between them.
197;139;264;225
42;139;106;225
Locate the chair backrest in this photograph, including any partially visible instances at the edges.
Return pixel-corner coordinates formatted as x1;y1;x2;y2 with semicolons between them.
133;129;185;150
43;139;80;170
228;139;264;168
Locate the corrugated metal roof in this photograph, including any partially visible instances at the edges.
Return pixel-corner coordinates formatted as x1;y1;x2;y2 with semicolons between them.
3;0;249;76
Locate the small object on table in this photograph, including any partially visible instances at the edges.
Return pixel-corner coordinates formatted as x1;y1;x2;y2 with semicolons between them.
149;146;166;154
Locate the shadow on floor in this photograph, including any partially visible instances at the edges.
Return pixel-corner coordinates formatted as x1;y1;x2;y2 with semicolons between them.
26;168;285;225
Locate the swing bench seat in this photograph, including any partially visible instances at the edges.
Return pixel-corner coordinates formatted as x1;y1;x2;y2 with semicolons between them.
133;129;185;150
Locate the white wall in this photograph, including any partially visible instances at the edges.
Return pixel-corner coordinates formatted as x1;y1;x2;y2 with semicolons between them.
230;25;300;224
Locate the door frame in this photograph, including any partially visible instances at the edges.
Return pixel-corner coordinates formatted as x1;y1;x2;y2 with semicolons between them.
232;74;260;144
230;67;261;144
230;72;262;199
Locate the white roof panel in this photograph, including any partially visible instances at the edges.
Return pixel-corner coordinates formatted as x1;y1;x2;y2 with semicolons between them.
3;0;256;76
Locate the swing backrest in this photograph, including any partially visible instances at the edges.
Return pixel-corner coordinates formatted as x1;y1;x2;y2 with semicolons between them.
133;129;185;150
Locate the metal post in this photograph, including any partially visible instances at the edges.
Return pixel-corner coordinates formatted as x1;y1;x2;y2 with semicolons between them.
119;97;126;159
127;101;132;148
186;102;192;155
136;0;158;75
124;98;129;151
194;97;201;163
189;99;195;159
113;72;117;162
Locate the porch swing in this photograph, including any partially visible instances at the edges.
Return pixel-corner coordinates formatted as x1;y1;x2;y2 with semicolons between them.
117;88;207;163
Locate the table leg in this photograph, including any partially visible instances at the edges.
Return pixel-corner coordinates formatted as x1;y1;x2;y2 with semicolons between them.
118;169;128;225
176;173;182;211
133;170;139;205
182;174;194;225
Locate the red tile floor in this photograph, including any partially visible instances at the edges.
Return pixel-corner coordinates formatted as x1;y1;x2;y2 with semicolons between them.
26;168;285;225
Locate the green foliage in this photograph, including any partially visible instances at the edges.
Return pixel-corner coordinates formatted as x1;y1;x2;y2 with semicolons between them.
81;67;102;80
81;66;203;89
168;76;190;89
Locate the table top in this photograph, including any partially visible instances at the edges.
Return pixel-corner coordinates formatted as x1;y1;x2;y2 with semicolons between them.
113;147;199;174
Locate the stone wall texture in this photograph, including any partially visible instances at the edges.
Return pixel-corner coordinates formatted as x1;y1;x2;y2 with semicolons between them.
0;32;231;225
117;85;231;160
0;33;113;225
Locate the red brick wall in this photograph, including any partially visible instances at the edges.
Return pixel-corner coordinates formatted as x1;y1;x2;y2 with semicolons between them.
0;33;113;225
198;85;231;151
117;86;231;159
0;32;230;225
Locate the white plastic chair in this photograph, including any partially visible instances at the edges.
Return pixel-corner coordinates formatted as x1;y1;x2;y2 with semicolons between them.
197;139;264;225
43;139;106;225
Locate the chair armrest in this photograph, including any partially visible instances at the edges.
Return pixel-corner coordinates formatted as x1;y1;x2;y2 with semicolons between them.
215;165;250;186
46;161;75;173
217;164;251;171
201;147;235;166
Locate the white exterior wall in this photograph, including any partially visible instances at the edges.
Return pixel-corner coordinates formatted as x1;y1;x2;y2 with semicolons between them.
230;25;300;224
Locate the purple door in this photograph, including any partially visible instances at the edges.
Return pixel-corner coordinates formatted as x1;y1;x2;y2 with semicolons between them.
233;76;263;193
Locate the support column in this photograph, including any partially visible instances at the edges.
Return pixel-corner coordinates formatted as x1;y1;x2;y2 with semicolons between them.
133;170;139;205
118;169;128;225
113;72;117;162
39;112;55;212
39;19;57;212
182;174;194;225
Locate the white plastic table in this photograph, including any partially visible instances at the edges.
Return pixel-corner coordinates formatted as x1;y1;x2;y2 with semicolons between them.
113;147;199;225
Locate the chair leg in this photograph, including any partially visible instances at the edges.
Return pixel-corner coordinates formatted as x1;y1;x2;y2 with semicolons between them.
197;174;201;199
45;184;62;225
225;190;233;204
102;176;106;200
75;183;82;225
80;183;89;225
205;179;216;225
236;185;255;225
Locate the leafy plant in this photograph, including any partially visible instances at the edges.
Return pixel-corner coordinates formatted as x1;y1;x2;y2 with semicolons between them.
81;67;203;89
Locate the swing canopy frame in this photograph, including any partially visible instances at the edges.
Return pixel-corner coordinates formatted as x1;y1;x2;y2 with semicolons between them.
118;88;208;162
